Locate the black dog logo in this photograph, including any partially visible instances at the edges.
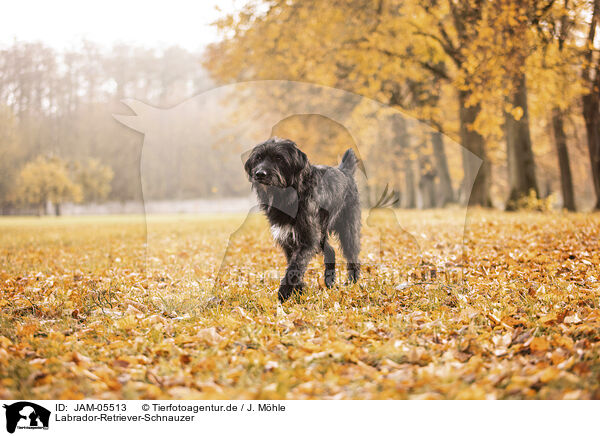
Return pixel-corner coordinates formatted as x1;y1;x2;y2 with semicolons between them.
3;402;50;434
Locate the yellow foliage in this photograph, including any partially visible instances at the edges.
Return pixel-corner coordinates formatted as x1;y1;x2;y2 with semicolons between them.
508;189;557;212
17;156;83;209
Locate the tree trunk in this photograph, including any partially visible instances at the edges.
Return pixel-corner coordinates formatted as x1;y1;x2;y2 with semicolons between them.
458;90;492;207
418;161;436;209
392;115;416;209
551;108;576;211
431;131;454;206
583;90;600;210
54;202;61;216
395;170;403;207
403;161;416;209
504;72;538;210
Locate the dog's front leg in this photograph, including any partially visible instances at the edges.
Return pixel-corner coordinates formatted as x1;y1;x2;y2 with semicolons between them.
278;247;314;302
322;239;336;288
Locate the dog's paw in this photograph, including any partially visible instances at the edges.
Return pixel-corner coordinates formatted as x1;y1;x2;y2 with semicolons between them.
278;283;304;302
324;269;336;288
278;284;297;302
278;285;292;303
347;264;360;284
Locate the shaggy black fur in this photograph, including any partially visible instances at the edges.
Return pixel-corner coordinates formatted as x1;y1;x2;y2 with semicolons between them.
244;137;361;302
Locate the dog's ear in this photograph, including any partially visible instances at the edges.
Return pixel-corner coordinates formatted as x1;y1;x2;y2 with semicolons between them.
291;146;310;189
243;150;254;177
293;147;308;170
241;149;252;166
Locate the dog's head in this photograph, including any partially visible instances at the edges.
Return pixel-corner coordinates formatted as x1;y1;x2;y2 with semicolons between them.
244;138;309;188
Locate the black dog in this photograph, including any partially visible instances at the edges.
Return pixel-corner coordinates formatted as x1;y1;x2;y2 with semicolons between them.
244;137;361;302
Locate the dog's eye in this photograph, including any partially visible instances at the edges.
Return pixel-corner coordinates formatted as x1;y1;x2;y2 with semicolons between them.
275;155;283;162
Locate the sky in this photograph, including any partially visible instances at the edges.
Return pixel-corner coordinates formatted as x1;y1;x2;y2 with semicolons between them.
0;0;239;51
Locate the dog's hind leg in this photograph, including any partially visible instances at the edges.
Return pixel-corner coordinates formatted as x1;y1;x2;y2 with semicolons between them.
322;236;336;288
335;208;361;284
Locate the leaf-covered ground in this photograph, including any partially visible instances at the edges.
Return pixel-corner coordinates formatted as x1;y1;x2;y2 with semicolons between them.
0;210;599;399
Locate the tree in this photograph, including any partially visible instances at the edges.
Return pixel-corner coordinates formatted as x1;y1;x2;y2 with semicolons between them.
402;77;455;206
504;72;539;210
72;159;114;203
432;130;455;206
0;106;22;213
510;0;589;211
552;108;576;210
582;0;600;210
548;0;578;211
408;0;493;206
497;1;541;210
17;156;82;215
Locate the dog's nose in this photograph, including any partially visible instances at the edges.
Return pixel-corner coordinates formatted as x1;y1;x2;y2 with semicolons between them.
254;169;268;179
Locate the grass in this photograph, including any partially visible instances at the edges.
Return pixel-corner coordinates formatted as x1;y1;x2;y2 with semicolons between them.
0;209;599;399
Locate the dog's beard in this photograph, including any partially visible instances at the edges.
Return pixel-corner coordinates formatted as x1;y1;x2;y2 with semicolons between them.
254;184;298;218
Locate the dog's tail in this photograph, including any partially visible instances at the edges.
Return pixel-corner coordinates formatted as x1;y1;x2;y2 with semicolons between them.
339;148;358;176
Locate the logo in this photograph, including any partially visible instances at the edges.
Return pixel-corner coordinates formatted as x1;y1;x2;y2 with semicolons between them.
2;402;50;434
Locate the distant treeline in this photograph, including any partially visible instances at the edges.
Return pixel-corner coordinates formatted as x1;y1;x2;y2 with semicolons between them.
0;40;219;214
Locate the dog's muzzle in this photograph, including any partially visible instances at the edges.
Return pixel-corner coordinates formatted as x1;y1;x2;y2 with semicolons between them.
253;169;269;183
